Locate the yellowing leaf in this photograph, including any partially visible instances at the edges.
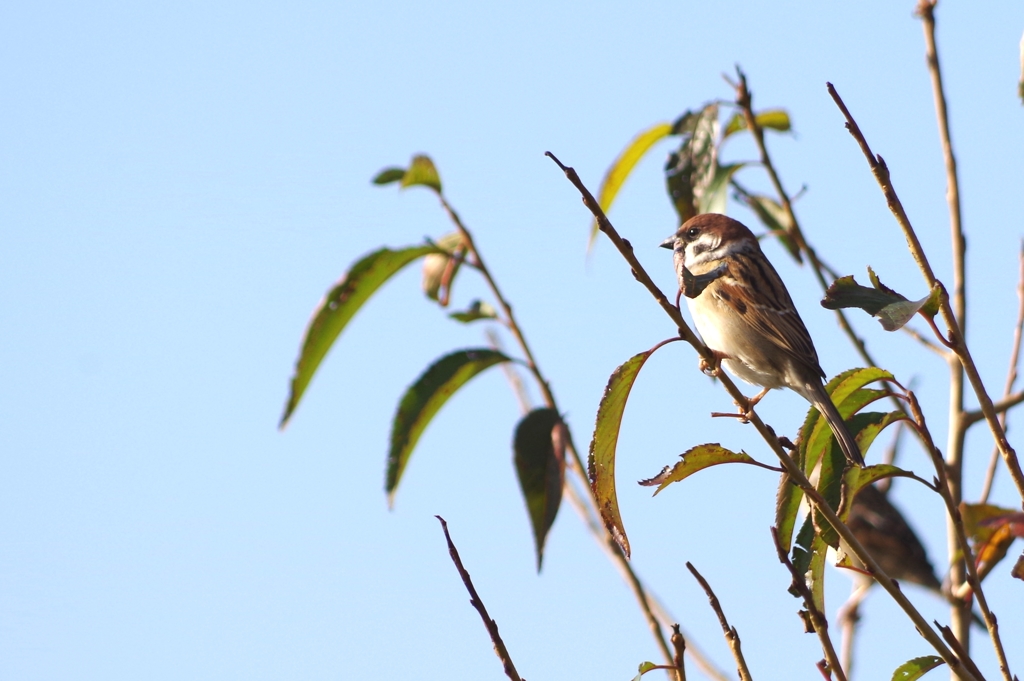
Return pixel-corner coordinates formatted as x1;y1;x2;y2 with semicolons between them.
588;122;673;249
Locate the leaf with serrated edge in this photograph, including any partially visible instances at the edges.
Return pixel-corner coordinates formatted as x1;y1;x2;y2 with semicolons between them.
514;408;567;571
280;245;441;427
386;349;511;504
639;444;754;494
589;122;673;249
401;154;442;193
590;348;667;557
891;656;944;681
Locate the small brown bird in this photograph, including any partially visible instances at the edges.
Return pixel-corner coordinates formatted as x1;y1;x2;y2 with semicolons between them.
661;213;863;466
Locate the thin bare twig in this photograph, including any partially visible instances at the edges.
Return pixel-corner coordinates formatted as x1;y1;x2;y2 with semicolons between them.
548;152;979;681
827;83;1024;507
434;192;676;665
980;243;1024;503
436;516;523;681
964;392;1024;428
838;583;869;678
906;393;1013;681
915;0;974;647
486;329;533;415
686;563;755;681
770;528;848;681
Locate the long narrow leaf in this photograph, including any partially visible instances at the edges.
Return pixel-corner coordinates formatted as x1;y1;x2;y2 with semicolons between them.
588;122;674;249
280;245;440;427
386;348;512;504
639;443;758;495
590;346;669;557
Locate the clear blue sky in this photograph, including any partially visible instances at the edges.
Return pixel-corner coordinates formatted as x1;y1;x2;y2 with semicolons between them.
3;1;1023;679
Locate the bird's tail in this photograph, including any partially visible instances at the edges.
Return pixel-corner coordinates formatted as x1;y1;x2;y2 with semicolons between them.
808;383;864;466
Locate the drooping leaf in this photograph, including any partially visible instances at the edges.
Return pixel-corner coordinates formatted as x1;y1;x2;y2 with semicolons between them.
806;532;828;613
280;245;441;427
386;349;512;504
664;103;719;224
810;439;847;549
723;109;792;138
638;661;658;675
821;270;942;331
775;473;802;555
589;347;670;557
891;656;944;681
741;193;801;262
638;443;757;495
513;408;567;571
372;167;407;185
961;502;1024;580
789;515;816;596
400;154;443;193
448;300;497;323
422;232;467;306
588;121;673;249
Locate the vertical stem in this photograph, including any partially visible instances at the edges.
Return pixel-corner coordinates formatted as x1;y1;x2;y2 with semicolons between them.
917;0;970;646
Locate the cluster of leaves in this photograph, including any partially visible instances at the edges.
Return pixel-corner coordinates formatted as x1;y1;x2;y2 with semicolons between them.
280;155;566;569
281;89;1024;680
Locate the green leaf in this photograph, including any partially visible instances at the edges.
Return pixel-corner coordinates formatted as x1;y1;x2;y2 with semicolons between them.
588;121;673;249
513;408;567;571
841;463;916;518
723;108;792;137
891;656;944;681
448;300;497;323
790;515;816;594
697;162;745;215
638;443;756;495
372;167;407;185
780;369;897;550
664;103;719;224
422;232;466;305
400;154;443;193
589;347;668;557
821;270;942;331
638;661;658;674
741;193;801;262
386;349;512;504
280;245;441;427
775;473;801;555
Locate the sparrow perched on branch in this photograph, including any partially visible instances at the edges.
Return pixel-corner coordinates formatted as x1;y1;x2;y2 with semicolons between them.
660;213;864;466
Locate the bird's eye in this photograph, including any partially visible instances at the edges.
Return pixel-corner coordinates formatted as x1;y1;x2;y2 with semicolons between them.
686;227;700;238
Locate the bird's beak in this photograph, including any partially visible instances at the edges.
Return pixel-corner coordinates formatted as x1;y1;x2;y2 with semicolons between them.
659;235;675;250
